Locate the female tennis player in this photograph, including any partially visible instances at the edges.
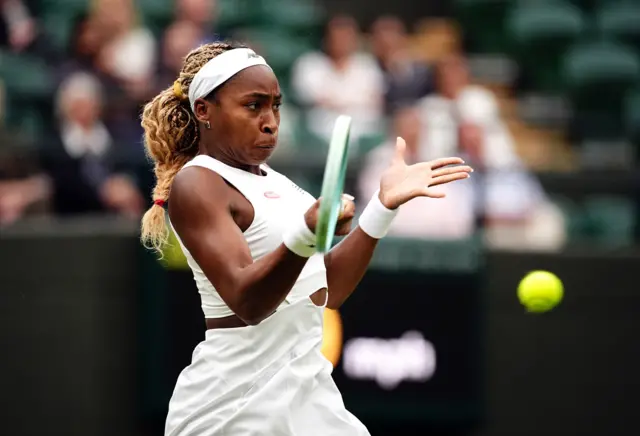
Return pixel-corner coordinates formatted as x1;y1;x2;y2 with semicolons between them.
140;42;472;436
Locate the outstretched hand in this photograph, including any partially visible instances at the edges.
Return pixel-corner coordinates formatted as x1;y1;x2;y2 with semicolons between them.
378;137;473;210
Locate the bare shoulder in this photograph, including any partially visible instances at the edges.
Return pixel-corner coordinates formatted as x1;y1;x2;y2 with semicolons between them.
169;166;231;226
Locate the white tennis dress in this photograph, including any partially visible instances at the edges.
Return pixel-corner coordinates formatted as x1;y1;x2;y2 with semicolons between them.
166;155;370;436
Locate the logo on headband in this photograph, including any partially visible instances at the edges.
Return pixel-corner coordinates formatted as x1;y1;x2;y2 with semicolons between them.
247;51;260;59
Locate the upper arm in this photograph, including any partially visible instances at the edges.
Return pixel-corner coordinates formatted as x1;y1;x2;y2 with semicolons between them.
168;167;254;311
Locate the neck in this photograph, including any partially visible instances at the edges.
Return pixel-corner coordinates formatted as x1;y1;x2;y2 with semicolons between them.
200;145;262;175
441;86;463;100
331;55;350;70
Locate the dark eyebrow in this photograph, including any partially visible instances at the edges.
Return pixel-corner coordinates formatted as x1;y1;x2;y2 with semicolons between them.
243;92;283;100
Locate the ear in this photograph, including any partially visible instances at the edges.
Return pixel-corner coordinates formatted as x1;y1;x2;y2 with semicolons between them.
193;99;210;124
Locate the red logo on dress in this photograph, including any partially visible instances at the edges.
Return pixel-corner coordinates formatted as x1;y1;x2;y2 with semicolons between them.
264;191;280;199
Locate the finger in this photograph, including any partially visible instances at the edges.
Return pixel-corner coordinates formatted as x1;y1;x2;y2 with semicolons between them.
338;196;355;218
339;203;356;220
429;172;471;187
421;188;446;199
335;219;354;236
430;157;465;170
431;165;473;178
392;137;407;165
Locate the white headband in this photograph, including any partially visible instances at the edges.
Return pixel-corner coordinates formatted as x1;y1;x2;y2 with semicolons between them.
188;48;270;112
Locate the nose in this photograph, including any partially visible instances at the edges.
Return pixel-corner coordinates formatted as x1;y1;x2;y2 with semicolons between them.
261;111;278;136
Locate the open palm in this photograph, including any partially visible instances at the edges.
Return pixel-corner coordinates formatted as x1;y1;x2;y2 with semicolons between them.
378;137;473;210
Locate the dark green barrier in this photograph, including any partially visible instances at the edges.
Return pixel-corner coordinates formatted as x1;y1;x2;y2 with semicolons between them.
0;217;141;436
2;220;640;436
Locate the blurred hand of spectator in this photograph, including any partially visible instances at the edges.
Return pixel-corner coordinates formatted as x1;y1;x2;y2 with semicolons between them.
1;0;36;51
458;122;484;166
0;175;51;225
8;16;35;51
99;174;144;218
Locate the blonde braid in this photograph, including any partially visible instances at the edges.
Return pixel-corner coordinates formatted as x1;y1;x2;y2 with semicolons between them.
140;42;238;253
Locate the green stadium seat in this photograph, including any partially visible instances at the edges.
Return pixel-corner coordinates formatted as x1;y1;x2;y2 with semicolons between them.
584;196;636;247
0;51;55;138
257;0;325;35
138;0;174;38
507;0;586;92
624;89;640;141
37;0;89;51
566;0;601;12
39;13;77;53
550;196;590;244
596;2;640;53
454;0;514;53
232;28;313;81
216;0;257;33
0;51;55;99
563;40;640;139
38;0;88;15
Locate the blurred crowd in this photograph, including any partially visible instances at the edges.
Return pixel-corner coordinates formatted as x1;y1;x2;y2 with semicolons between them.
0;0;565;250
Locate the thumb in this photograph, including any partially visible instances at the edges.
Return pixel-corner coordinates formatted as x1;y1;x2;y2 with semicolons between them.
393;137;407;165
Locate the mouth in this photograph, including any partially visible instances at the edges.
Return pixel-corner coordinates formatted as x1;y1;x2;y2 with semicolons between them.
256;143;276;149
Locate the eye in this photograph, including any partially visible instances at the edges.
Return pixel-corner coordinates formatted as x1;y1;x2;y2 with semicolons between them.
246;102;258;111
273;102;282;111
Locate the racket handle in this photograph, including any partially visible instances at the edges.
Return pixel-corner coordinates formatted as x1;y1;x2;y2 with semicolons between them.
283;213;317;257
358;191;399;239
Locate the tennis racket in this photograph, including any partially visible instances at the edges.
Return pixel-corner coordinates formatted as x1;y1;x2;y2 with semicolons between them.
315;115;352;253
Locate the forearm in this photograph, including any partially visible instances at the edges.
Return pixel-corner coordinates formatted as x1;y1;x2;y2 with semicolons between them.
234;244;309;324
232;213;317;325
324;227;379;309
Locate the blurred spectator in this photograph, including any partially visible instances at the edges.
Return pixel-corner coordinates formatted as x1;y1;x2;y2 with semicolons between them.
291;15;384;142
0;0;36;52
57;14;104;82
43;71;144;217
71;0;156;159
157;20;204;90
413;54;565;249
370;16;433;115
359;98;566;249
0;71;145;224
0;175;50;225
418;54;521;169
175;0;220;45
91;0;156;87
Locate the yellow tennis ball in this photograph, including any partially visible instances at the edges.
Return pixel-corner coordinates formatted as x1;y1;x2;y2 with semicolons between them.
517;270;564;313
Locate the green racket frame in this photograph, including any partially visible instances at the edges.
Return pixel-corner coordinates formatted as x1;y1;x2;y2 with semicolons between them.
315;115;352;253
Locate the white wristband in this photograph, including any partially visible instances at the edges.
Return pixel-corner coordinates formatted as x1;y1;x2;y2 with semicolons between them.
358;191;399;239
283;213;317;258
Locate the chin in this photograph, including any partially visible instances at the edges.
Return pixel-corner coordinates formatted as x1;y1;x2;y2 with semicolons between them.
254;145;277;162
